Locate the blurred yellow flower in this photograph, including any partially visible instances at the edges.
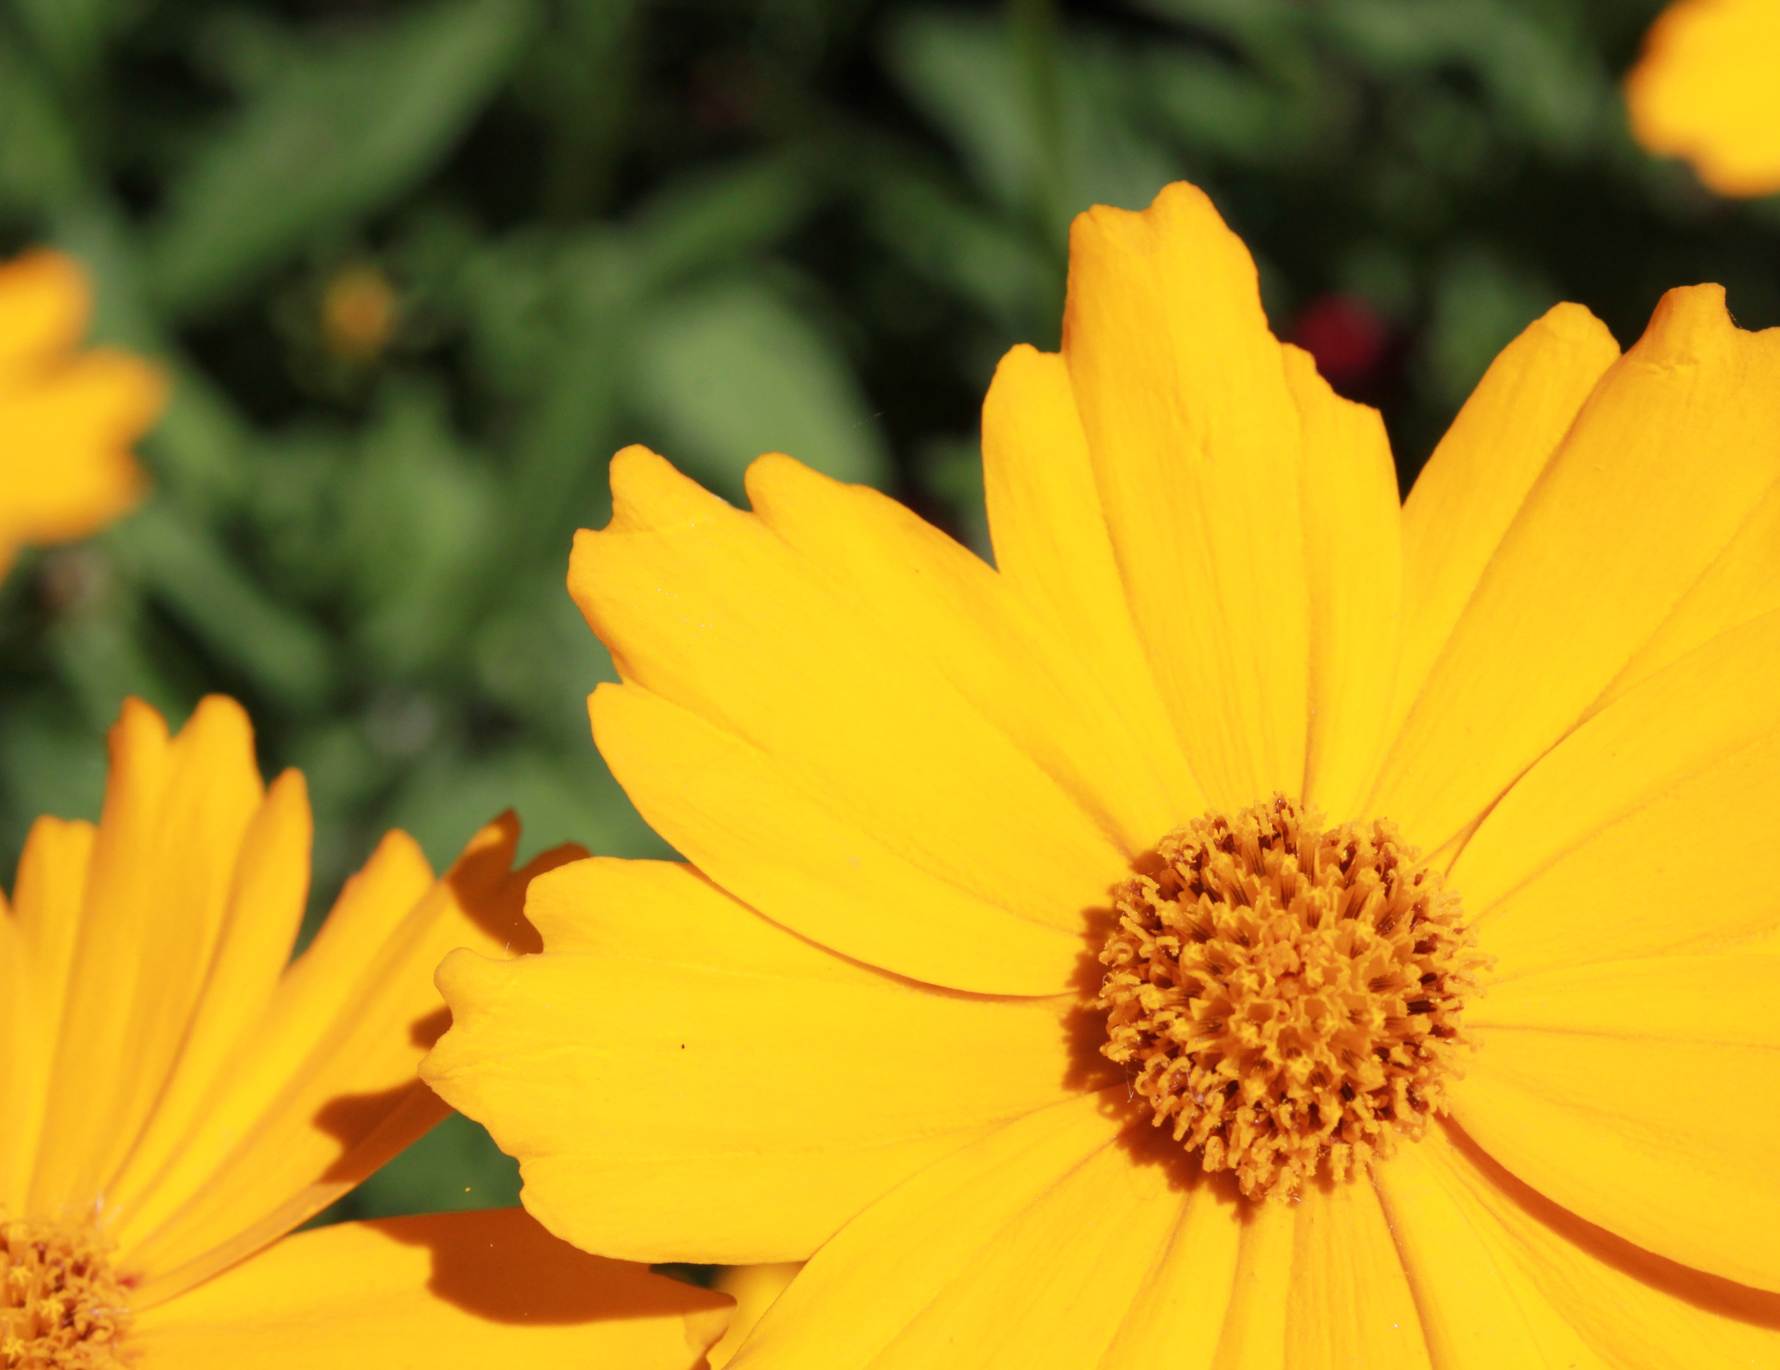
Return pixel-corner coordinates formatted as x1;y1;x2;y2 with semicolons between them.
0;252;163;579
1627;0;1780;196
426;179;1780;1366
320;264;399;364
1;696;729;1369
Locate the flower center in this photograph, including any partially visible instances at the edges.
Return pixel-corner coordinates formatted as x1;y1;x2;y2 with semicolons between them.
1094;795;1487;1201
1;1215;128;1369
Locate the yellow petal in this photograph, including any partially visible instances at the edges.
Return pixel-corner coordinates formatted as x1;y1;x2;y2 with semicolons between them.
1627;0;1780;198
29;697;264;1217
1285;345;1403;820
573;446;1122;991
424;857;1079;1265
1371;286;1780;854
1376;1122;1780;1367
1090;1175;1248;1370
1201;1198;1292;1370
730;1094;1414;1370
1453;952;1780;1292
1283;1181;1431;1370
1452;610;1780;976
589;682;1082;994
122;816;579;1303
0;816;94;1211
727;1091;1157;1370
980;343;1202;822
0;251;87;369
103;769;313;1224
1603;476;1780;705
1062;183;1310;808
127;1208;731;1370
745;451;1182;858
0;251;162;569
1390;304;1620;752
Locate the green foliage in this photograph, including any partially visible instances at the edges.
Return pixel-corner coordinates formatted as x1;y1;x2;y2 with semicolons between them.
0;0;1771;1217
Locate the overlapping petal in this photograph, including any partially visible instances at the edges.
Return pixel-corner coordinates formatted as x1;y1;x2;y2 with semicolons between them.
425;857;1081;1264
1389;303;1620;752
1452;953;1780;1292
573;446;1120;994
0;695;599;1342
1375;1123;1780;1367
126;1207;731;1369
1061;183;1311;809
1373;285;1780;856
727;1093;1445;1370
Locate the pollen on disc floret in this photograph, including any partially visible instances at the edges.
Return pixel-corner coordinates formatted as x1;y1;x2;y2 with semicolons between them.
1095;794;1488;1201
1;1215;128;1370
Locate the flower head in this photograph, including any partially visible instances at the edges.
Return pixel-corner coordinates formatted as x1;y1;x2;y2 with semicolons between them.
1627;0;1780;197
0;252;162;577
426;182;1780;1365
2;696;728;1368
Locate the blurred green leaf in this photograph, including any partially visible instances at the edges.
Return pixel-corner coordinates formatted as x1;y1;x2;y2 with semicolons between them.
864;169;1058;341
473;582;621;748
1141;48;1325;165
887;10;1042;218
10;0;112;94
345;1113;520;1219
1421;246;1557;407
1323;0;1609;157
631;276;891;500
150;0;535;315
0;39;83;211
340;382;498;677
386;742;665;873
886;9;1177;226
0;693;109;827
625;152;824;296
111;502;335;709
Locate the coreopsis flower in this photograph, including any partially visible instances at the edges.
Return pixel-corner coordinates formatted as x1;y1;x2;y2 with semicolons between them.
1;696;728;1369
425;182;1780;1365
0;251;162;577
1627;0;1780;196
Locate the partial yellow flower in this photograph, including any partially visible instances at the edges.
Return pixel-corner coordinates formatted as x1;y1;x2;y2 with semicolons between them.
424;181;1780;1365
1626;0;1780;196
1;696;729;1369
0;251;163;578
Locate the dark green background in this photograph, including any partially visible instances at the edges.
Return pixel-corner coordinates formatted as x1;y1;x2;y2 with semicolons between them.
0;0;1769;1218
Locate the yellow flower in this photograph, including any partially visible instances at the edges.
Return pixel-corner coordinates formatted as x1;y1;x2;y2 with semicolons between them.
424;182;1780;1364
1;696;729;1368
1627;0;1780;197
0;251;163;578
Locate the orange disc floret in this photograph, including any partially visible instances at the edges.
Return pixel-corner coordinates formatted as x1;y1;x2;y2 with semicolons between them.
0;1215;128;1370
1096;795;1488;1200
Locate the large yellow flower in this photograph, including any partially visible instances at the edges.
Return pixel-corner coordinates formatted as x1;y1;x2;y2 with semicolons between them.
425;182;1780;1365
0;251;162;577
1627;0;1780;197
1;696;729;1368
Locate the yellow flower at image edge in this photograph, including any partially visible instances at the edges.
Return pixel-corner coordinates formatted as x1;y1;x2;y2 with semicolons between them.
0;252;162;576
0;697;728;1369
1627;0;1780;197
424;180;1780;1366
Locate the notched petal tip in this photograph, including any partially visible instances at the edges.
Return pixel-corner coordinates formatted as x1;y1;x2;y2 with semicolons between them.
1531;300;1619;351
